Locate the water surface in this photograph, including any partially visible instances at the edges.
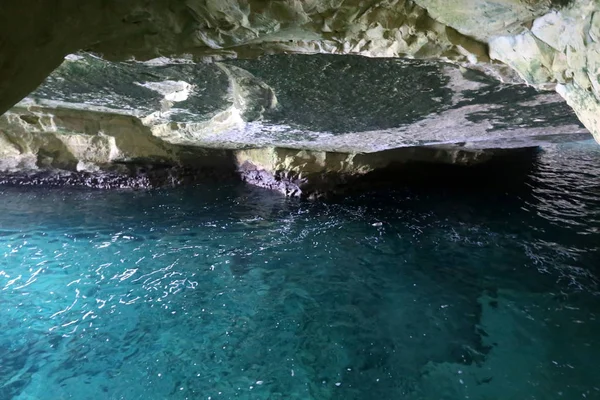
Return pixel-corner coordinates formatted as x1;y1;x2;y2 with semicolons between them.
1;140;600;399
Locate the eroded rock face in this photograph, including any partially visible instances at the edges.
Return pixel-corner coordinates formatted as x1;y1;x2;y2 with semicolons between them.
0;0;556;115
486;0;600;141
0;0;597;195
235;145;515;197
0;52;587;195
415;0;570;41
2;54;584;157
1;0;598;139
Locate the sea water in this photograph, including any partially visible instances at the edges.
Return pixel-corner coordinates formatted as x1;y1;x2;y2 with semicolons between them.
1;141;599;400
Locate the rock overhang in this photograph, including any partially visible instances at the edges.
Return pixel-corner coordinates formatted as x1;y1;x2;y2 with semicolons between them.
3;53;586;153
0;0;598;196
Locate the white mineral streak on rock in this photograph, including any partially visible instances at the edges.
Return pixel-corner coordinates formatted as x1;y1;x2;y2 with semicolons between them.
136;81;194;103
145;107;247;145
64;54;85;62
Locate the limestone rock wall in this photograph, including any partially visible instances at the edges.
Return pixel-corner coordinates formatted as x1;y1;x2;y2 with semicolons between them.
3;51;580;196
0;0;599;146
1;54;584;164
486;0;600;142
414;0;568;41
0;0;531;116
0;106;235;173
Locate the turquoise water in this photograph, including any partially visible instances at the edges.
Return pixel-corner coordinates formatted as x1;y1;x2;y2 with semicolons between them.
1;142;600;400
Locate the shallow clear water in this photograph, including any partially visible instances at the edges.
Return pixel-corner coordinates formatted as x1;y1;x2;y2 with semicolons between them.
1;141;600;400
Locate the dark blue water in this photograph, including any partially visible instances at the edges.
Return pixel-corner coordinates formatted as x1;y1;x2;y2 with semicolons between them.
1;141;600;400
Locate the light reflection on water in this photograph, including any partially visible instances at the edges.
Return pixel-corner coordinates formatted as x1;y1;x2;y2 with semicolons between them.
0;140;599;399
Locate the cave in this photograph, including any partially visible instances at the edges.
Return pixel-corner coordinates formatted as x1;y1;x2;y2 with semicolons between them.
0;1;599;399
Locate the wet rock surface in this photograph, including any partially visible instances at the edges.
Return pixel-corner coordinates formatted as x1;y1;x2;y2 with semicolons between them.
0;164;237;190
0;52;591;196
235;145;540;199
0;0;599;141
0;140;542;199
3;54;587;154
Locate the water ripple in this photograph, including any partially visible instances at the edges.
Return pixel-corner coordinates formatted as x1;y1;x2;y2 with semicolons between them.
0;141;599;399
